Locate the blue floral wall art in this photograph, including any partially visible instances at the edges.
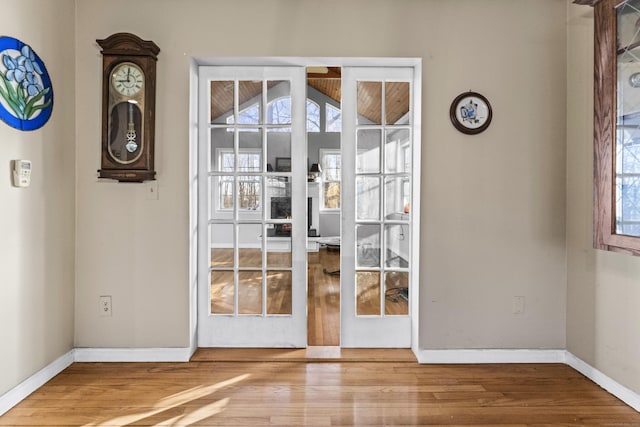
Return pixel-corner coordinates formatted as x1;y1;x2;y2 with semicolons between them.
0;36;53;131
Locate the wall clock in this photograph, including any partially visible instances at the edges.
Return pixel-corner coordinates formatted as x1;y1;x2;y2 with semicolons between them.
97;33;160;182
449;91;492;135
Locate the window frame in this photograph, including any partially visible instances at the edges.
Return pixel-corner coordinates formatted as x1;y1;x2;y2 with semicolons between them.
593;0;640;255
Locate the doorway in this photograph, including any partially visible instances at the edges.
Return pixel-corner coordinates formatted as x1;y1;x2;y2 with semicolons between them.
196;58;421;349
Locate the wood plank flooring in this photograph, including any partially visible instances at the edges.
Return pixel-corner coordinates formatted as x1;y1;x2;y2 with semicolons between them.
2;360;640;426
307;249;340;346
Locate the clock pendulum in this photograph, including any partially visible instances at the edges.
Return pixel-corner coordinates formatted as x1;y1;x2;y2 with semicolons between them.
125;102;137;153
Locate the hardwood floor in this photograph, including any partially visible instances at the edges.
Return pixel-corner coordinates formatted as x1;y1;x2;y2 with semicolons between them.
2;360;640;426
307;249;340;346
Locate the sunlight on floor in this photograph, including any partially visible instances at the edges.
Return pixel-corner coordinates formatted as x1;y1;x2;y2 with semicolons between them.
82;373;250;426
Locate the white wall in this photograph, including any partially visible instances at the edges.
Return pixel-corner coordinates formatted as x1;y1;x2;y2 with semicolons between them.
0;0;75;396
74;0;568;351
567;3;640;393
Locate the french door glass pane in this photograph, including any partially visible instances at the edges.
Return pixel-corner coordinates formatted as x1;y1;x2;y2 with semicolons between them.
385;82;410;125
210;80;234;124
238;223;262;268
239;129;262;162
237;80;262;125
267;81;291;125
357;81;382;125
385;129;411;173
357;129;381;173
210;270;234;315
385;177;407;217
385;224;409;268
237;176;261;213
384;271;408;315
238;270;263;314
267;236;292;268
267;130;291;169
211;176;234;212
210;223;234;268
357;176;380;220
357;224;380;268
267;270;292;314
210;128;230;172
356;271;381;315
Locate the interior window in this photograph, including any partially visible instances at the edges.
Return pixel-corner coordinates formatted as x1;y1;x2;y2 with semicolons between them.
326;103;342;132
320;149;341;209
307;99;320;132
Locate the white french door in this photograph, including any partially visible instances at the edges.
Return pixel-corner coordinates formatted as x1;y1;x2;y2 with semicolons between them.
341;66;417;347
197;66;307;347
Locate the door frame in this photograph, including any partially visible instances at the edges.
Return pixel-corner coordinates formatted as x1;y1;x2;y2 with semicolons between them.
189;57;422;353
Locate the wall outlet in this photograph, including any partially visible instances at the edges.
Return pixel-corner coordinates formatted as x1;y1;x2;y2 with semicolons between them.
100;295;112;316
512;296;525;314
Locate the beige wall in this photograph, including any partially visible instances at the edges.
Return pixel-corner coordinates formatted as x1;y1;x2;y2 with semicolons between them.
0;1;75;396
10;0;640;404
5;0;640;408
74;0;568;350
567;3;640;392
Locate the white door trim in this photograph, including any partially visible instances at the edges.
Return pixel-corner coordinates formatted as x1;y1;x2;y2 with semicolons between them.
190;57;422;350
197;65;307;347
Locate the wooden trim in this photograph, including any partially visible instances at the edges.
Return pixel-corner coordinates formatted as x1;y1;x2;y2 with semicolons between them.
592;0;640;256
593;0;616;251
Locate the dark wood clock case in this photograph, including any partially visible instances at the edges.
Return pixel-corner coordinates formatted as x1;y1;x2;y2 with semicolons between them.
97;32;160;182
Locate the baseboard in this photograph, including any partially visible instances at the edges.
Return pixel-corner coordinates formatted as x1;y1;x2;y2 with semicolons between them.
73;347;193;362
565;352;640;412
416;348;566;364
0;350;74;417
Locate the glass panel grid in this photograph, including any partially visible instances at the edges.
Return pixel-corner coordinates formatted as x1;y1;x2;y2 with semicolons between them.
208;77;294;317
355;79;412;318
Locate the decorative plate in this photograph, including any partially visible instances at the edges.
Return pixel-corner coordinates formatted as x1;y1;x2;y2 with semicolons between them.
0;36;53;131
450;91;492;135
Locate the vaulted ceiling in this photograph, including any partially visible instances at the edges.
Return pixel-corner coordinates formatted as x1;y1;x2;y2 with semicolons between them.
209;66;410;125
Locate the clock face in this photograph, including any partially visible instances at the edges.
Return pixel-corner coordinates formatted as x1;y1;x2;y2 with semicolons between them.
111;62;144;97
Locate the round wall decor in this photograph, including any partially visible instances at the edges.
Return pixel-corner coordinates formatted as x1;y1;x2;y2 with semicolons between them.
450;91;492;135
0;36;53;131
